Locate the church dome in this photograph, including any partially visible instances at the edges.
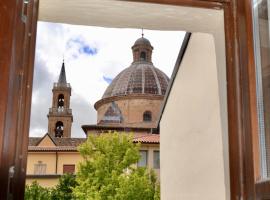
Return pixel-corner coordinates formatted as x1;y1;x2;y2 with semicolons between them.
101;35;170;99
102;62;169;98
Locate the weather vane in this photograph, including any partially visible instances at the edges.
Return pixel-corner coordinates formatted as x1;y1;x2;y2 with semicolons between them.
142;28;144;37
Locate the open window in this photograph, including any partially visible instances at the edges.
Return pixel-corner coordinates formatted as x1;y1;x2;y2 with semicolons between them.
57;94;65;110
0;0;261;199
140;51;146;61
55;121;64;137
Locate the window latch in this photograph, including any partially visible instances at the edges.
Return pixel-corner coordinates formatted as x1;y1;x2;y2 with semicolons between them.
21;0;29;23
7;165;15;200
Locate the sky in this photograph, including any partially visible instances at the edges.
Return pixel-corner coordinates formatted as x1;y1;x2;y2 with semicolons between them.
29;21;185;138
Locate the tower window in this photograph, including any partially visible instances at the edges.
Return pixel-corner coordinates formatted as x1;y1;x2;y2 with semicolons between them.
143;111;152;122
58;94;65;110
55;121;64;137
140;51;146;61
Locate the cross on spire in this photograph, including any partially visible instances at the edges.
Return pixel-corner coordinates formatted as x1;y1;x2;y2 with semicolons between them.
142;28;144;38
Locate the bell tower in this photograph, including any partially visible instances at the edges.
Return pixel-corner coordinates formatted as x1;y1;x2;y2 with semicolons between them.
47;61;73;138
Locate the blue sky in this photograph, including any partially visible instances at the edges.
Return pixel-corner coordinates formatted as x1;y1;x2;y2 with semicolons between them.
30;21;185;138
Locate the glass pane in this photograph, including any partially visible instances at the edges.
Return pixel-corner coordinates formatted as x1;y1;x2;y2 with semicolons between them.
153;151;160;169
138;150;148;167
253;0;270;179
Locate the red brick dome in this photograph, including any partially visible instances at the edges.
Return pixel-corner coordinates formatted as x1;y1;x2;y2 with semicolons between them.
102;62;169;98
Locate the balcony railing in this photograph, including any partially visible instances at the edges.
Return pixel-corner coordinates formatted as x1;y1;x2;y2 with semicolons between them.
53;82;71;88
49;108;72;114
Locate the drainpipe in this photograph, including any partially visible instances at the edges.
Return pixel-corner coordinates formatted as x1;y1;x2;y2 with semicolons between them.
55;152;58;174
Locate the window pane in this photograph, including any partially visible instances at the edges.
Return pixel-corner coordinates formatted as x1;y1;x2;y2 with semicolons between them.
253;0;270;178
153;151;160;169
138;150;148;167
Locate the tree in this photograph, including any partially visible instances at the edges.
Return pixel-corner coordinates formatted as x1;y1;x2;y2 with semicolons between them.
24;181;51;200
51;173;78;200
73;132;160;200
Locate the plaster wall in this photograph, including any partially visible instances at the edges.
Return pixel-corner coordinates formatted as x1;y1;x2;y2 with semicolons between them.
27;152;57;174
57;152;83;174
160;33;229;200
38;136;55;147
26;178;59;187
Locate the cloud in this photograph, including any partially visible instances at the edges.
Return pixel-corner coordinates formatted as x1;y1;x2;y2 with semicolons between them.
30;21;185;138
66;37;98;57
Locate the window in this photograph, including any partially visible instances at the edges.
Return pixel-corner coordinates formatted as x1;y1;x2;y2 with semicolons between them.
63;164;75;174
57;94;65;110
153;150;160;169
140;51;146;61
138;150;148;167
253;0;270;179
143;111;152;122
55;121;64;137
34;161;47;175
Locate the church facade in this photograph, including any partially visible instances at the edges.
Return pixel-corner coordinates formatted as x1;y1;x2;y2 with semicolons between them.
26;36;168;187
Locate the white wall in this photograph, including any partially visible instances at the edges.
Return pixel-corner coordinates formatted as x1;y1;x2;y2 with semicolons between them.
160;33;229;200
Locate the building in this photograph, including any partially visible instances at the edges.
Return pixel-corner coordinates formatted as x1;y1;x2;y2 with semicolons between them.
26;35;167;187
2;1;267;199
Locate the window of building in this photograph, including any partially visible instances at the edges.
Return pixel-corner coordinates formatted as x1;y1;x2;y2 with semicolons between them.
143;111;152;122
34;161;47;175
63;164;75;174
140;51;146;61
153;150;160;169
138;150;148;167
57;94;65;110
55;121;64;137
253;0;270;179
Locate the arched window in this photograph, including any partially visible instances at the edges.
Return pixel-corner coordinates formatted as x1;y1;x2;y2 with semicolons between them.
58;94;64;110
55;121;64;137
143;111;152;122
140;51;146;61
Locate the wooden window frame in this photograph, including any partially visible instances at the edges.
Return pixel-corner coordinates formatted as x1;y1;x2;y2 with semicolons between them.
0;0;267;199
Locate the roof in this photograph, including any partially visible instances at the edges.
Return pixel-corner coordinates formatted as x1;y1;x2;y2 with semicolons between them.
28;135;86;147
28;146;78;152
81;124;159;134
133;133;159;144
28;133;159;152
58;61;67;84
102;63;169;99
133;36;152;46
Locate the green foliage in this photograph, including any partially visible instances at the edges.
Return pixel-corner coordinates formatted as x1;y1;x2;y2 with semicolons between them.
51;173;78;200
24;181;51;200
73;132;160;200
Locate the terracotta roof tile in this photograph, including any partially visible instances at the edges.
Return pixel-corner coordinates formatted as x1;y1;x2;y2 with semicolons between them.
28;133;159;152
133;134;159;144
28;137;42;146
28;146;78;151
